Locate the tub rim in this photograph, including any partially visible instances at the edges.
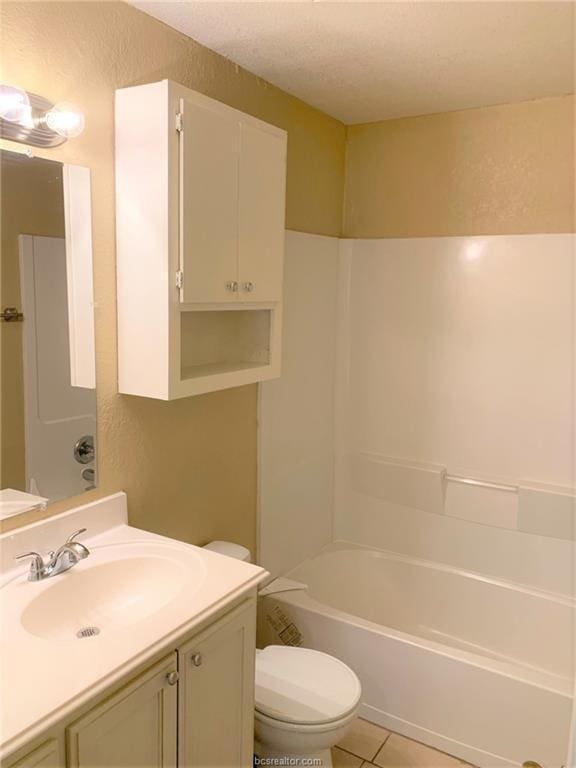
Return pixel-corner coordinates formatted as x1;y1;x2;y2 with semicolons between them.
290;539;575;607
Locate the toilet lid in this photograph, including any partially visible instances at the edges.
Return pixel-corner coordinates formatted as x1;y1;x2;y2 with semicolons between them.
255;646;361;725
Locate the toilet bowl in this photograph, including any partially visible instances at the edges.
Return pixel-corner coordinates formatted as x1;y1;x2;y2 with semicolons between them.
254;645;362;767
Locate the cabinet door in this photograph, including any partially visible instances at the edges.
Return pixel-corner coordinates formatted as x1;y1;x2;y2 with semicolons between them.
180;98;239;304
179;601;256;768
238;123;286;303
3;739;62;768
66;654;177;768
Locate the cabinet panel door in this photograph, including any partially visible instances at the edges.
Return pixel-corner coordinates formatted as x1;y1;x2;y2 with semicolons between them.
4;739;62;768
238;123;286;302
180;99;239;304
66;654;177;768
179;601;256;768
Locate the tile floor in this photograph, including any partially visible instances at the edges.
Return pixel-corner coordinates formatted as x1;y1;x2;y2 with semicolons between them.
332;718;475;768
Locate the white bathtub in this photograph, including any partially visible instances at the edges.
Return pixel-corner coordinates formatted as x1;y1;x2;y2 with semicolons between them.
261;542;574;767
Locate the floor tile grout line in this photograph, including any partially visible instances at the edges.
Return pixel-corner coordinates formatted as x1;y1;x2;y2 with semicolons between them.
334;745;371;761
371;732;390;764
368;737;388;763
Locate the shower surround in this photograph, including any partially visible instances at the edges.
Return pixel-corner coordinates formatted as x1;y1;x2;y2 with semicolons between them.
259;231;575;766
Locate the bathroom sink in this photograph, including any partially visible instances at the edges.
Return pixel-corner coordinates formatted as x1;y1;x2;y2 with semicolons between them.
21;554;197;640
1;504;267;758
2;539;207;642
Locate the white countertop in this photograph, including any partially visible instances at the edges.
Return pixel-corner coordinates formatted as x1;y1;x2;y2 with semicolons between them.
0;495;266;758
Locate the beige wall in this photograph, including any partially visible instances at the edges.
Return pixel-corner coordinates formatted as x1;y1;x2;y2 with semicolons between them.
0;1;346;544
344;96;575;238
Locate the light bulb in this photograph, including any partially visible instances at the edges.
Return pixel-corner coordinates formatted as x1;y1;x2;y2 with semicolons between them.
0;84;30;123
45;101;85;138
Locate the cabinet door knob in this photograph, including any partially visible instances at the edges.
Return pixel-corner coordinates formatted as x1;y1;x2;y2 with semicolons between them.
166;670;179;686
242;282;254;293
191;653;203;667
226;281;238;292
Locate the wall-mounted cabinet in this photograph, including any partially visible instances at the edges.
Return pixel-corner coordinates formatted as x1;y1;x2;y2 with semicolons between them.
115;80;287;399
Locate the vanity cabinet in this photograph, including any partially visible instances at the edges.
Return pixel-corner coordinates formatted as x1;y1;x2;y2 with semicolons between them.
115;79;287;399
6;740;62;768
179;601;256;767
66;654;178;768
3;598;257;768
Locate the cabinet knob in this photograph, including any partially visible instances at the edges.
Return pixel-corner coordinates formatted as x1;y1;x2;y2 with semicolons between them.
191;653;203;667
242;282;254;293
166;670;179;686
226;281;239;292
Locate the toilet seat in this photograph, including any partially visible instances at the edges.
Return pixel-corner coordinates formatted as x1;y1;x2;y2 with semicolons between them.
255;646;361;727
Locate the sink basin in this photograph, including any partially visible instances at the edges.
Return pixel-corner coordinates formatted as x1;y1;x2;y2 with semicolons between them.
20;549;205;641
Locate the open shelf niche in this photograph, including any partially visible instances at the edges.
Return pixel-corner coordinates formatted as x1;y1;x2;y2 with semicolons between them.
180;308;272;382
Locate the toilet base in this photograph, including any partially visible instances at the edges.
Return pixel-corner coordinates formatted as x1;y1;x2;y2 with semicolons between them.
254;741;332;767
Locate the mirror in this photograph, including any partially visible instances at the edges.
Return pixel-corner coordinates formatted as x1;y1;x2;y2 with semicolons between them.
0;149;97;517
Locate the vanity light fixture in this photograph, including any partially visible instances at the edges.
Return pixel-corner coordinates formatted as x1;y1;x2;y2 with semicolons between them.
0;84;85;147
0;84;30;123
45;101;85;139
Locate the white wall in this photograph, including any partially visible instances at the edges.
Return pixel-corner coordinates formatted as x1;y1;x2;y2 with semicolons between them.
344;235;573;484
334;234;575;595
258;231;339;576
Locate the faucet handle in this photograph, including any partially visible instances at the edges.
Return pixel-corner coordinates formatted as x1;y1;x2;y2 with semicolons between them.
66;528;87;544
15;551;45;577
64;528;90;558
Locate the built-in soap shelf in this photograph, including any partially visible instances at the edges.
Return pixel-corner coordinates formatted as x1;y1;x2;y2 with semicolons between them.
349;452;576;541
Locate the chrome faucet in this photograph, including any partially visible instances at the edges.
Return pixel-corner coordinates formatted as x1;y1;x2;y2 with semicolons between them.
15;528;90;581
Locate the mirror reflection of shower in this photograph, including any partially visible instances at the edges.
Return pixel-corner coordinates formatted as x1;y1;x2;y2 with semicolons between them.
74;435;96;490
0;150;97;516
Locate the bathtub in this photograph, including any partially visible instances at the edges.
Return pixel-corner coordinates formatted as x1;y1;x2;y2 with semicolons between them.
260;542;574;767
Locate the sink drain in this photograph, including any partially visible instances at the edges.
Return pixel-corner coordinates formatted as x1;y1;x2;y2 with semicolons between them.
77;626;100;639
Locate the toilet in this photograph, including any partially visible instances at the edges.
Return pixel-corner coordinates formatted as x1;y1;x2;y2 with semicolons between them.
204;541;362;767
254;645;361;765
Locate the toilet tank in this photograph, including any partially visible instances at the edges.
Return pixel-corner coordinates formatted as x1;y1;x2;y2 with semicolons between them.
203;540;251;562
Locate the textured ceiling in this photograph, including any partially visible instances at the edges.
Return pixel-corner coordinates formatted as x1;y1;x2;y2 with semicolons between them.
131;2;575;124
